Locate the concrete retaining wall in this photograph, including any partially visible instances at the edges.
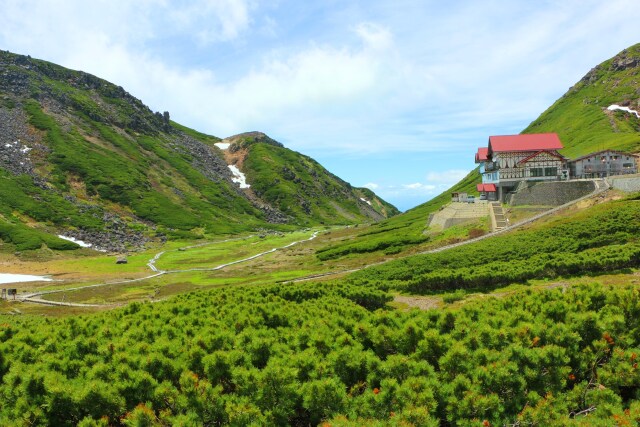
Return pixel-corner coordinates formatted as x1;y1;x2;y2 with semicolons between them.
608;174;640;192
508;181;595;206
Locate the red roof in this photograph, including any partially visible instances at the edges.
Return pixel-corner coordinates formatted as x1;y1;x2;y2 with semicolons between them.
475;147;489;163
476;183;496;192
488;133;563;153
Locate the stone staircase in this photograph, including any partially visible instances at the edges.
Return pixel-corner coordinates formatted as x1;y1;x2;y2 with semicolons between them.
490;202;507;231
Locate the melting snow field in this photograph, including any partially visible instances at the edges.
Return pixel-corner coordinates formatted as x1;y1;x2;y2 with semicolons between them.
360;197;372;206
0;273;52;284
215;142;230;150
608;104;640;119
57;235;92;248
228;165;250;188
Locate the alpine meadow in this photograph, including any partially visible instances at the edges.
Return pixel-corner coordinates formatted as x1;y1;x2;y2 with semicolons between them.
1;16;640;427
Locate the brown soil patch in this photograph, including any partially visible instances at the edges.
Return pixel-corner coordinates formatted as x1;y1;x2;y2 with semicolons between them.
394;295;441;310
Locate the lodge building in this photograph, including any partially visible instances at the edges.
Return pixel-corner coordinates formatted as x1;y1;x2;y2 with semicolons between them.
475;133;567;201
473;133;640;202
569;150;639;178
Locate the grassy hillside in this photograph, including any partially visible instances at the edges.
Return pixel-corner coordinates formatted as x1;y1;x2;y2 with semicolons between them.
313;168;481;259
3;194;640;424
347;195;640;293
0;51;398;252
241;136;400;225
327;42;640;258
524;43;640;158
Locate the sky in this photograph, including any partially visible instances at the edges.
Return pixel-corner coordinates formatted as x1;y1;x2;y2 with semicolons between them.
1;1;640;211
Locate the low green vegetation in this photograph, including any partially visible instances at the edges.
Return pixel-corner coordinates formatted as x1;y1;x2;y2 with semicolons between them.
347;198;640;294
3;276;640;425
314;168;481;259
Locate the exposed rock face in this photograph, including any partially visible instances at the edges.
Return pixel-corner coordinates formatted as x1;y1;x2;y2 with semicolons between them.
0;107;46;177
60;216;156;253
612;54;640;72
579;48;640;86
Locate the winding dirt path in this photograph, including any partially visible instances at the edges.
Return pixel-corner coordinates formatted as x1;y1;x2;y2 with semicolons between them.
14;179;610;308
18;232;318;307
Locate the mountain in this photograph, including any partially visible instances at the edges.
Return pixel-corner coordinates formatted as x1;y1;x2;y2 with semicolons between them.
320;43;640;258
214;131;398;225
0;51;398;252
524;43;640;158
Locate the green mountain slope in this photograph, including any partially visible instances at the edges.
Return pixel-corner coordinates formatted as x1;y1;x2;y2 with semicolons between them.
224;132;399;225
330;43;640;256
313;168;481;259
0;51;397;252
525;43;640;158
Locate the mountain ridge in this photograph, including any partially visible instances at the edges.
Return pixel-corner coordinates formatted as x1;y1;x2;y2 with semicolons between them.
0;50;398;253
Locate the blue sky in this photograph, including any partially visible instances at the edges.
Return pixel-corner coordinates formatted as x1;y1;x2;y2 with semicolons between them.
1;0;640;210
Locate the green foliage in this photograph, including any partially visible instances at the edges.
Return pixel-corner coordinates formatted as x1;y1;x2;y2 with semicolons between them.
349;199;640;293
524;43;640;158
316;168;481;259
0;221;78;250
244;142;396;226
316;234;428;261
3;277;640;424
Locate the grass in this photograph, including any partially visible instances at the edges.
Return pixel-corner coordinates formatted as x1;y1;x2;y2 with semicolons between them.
524;43;640;158
243;141;398;225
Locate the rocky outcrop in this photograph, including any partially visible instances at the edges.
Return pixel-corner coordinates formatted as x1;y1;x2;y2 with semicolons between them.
0;107;47;178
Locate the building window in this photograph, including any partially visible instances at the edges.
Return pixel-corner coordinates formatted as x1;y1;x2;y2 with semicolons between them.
624;163;634;169
530;168;544;177
544;167;557;176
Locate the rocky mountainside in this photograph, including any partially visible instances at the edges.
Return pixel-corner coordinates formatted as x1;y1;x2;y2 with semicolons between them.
0;51;398;252
524;43;640;158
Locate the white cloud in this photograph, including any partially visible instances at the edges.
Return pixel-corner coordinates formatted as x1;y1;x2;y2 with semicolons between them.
363;182;379;190
2;0;640;211
354;22;392;51
403;183;425;189
169;0;252;43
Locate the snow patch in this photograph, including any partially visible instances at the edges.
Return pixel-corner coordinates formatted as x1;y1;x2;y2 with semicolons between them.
228;165;250;188
57;235;92;248
21;146;31;153
608;104;640;119
215;142;230;150
0;273;52;284
360;197;372;206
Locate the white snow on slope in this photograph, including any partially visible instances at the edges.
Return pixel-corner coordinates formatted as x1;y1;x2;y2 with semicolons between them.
608;104;640;119
0;273;52;284
215;142;230;150
57;235;92;248
228;165;250;188
360;197;372;206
